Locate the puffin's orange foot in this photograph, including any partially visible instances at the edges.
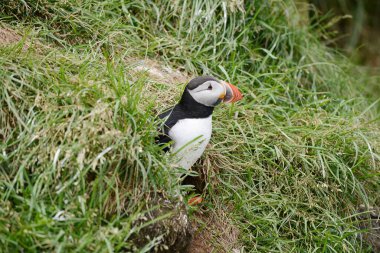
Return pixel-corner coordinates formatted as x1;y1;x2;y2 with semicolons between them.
188;196;203;206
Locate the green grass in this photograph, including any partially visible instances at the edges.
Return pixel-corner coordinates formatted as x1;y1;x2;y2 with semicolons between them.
1;0;379;252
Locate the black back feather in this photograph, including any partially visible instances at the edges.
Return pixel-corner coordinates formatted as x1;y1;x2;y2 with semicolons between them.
155;88;214;152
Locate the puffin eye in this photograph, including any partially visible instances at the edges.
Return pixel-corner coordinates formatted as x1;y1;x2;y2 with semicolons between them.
207;84;212;90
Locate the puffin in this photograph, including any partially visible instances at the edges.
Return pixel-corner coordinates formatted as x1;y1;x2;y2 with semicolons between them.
157;76;243;171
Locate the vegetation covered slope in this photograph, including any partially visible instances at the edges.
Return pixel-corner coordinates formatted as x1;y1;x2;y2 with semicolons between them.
1;0;379;252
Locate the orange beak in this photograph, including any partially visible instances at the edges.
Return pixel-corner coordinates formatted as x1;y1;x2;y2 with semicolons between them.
222;81;243;103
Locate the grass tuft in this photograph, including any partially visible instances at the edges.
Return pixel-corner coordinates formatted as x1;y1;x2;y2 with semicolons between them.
1;0;379;252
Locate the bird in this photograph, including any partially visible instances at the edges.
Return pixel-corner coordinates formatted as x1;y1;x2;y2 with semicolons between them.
156;76;243;171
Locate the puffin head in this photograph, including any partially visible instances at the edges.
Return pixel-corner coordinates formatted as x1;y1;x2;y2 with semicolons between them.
185;76;243;107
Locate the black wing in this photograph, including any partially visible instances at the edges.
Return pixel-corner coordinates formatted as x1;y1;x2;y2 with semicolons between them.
155;107;174;152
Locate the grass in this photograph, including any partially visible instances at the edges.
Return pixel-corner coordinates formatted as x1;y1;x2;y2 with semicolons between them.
1;0;379;252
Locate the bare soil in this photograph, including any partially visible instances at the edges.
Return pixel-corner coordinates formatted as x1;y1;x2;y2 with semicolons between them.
0;26;29;50
188;209;241;253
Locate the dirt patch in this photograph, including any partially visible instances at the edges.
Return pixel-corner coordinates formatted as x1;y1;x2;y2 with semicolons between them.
188;209;241;253
0;26;23;46
133;194;192;253
0;25;30;51
133;59;189;85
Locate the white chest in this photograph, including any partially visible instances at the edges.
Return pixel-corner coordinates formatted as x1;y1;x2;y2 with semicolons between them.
168;116;212;170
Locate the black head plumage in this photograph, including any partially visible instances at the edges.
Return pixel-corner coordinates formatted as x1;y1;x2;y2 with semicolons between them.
186;76;219;90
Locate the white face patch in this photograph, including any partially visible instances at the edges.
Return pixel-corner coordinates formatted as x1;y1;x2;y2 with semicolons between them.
187;80;226;107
